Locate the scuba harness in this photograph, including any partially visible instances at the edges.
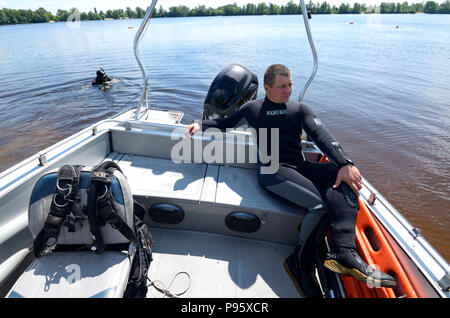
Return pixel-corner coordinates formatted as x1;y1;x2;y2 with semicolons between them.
34;162;139;256
87;161;153;295
33;165;85;257
87;161;137;254
32;162;153;297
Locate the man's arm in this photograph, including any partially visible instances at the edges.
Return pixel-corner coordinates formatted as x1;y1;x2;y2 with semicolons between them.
185;104;248;139
301;104;362;194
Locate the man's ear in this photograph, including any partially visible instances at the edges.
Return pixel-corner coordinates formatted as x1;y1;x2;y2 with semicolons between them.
263;84;271;93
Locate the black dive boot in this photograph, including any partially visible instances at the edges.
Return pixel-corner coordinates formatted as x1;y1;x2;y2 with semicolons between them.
324;247;397;288
284;247;323;298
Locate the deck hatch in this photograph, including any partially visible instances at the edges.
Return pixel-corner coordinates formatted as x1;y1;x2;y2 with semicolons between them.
225;211;261;233
148;203;185;224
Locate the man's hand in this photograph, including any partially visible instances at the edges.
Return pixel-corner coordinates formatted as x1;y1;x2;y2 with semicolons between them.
185;123;200;140
333;164;362;196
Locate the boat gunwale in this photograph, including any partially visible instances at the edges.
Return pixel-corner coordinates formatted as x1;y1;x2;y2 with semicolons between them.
358;179;449;297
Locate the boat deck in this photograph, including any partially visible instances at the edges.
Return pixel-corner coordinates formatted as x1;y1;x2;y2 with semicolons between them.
105;152;307;246
146;227;301;298
101;152;304;297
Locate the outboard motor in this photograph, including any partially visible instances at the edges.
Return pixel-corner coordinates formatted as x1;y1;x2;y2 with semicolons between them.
203;63;258;120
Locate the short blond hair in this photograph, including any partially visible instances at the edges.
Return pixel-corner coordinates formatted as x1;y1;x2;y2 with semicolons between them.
264;64;291;87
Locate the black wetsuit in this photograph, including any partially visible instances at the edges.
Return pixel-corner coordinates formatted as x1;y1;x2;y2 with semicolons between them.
92;72;111;85
202;96;358;250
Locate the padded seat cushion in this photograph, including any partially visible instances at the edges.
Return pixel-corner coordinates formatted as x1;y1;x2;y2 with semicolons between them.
7;251;132;298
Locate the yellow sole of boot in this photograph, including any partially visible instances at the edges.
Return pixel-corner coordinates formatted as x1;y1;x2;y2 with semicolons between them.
324;259;396;288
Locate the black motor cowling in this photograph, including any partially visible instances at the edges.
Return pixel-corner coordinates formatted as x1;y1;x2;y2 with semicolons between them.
203;63;258;120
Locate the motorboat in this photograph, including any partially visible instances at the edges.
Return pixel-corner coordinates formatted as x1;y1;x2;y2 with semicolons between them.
0;0;448;299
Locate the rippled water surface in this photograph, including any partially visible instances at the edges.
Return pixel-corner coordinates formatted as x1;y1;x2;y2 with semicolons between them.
0;14;449;260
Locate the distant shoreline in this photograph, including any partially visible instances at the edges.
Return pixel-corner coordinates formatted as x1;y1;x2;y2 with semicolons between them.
0;12;445;27
1;1;449;26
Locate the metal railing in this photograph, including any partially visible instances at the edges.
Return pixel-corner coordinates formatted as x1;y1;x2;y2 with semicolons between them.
298;0;318;104
133;0;158;120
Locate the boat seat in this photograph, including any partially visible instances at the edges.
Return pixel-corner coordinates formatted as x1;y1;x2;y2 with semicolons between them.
7;251;131;298
7;168;135;298
106;153;309;245
27;171;134;245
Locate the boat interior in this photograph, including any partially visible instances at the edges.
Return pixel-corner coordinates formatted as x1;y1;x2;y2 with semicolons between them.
1;108;446;298
0;111;329;298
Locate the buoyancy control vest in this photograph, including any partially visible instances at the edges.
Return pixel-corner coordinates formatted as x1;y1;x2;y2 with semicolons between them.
31;163;153;297
33;165;85;257
87;161;138;254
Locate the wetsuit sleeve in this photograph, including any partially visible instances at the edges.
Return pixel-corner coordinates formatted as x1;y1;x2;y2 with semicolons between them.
301;104;353;168
200;104;248;131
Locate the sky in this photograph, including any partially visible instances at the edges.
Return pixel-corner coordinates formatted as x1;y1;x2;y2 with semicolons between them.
0;0;422;14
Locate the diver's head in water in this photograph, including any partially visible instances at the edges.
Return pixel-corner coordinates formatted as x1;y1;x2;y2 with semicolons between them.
92;67;111;85
96;69;105;78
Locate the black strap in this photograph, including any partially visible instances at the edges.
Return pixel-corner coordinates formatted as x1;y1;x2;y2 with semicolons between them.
97;161;123;174
87;162;135;254
87;178;105;253
97;191;137;244
33;165;84;257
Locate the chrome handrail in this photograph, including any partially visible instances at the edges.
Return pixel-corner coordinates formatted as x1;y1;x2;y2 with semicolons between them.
298;0;318;104
133;0;158;120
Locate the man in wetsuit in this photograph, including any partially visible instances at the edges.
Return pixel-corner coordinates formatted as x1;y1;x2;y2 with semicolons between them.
92;67;111;85
185;64;396;297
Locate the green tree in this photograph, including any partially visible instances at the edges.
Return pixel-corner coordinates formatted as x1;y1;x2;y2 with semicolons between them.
400;2;409;13
338;3;351;13
424;1;437;13
436;0;450;13
268;3;281;14
16;9;32;23
125;7;136;18
306;1;316;13
284;1;299;14
0;10;9;24
317;2;331;14
88;11;101;20
135;7;146;18
1;1;450;25
31;7;53;23
168;5;190;17
256;3;268;14
353;2;362;13
98;10;106;19
155;6;168;17
413;2;424;12
56;9;69;21
244;3;256;15
111;9;124;19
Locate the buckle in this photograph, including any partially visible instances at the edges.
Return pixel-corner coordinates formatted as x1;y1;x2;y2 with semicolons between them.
91;170;111;184
53;193;69;208
56;179;73;200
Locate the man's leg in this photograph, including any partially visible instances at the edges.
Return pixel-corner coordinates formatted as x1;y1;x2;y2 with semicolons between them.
295;161;358;250
260;161;396;291
258;163;327;297
298;161;396;288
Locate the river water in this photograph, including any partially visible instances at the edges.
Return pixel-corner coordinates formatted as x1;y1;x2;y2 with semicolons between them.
0;14;449;260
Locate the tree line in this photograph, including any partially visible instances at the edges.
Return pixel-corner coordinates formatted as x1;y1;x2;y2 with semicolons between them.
1;1;449;25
